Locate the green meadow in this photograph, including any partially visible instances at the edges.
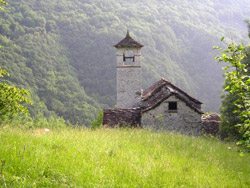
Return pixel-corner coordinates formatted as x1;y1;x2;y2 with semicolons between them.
0;127;250;187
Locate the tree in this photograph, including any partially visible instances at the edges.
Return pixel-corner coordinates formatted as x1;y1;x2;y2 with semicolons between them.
0;0;7;10
0;67;32;116
246;20;250;38
215;38;250;151
219;93;242;140
0;0;32;117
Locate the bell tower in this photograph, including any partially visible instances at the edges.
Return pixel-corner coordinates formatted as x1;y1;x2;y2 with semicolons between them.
114;31;144;108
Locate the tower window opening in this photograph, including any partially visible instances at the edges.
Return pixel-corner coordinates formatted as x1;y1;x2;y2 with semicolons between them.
123;50;135;65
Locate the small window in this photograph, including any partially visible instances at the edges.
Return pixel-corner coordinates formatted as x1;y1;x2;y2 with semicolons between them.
169;102;177;110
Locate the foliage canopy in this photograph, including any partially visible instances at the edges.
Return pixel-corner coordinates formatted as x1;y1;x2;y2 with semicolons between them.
0;66;32;115
215;37;250;151
0;0;32;117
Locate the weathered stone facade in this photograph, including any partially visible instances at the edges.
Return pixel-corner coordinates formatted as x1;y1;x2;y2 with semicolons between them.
141;95;202;135
117;65;142;108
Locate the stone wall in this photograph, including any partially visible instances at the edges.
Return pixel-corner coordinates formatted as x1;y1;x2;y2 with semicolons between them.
141;95;202;135
116;47;142;108
201;113;221;136
117;67;142;108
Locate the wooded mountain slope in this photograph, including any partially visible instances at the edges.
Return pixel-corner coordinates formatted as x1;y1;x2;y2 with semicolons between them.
0;0;249;124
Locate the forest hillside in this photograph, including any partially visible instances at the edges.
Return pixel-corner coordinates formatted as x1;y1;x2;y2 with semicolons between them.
0;0;249;124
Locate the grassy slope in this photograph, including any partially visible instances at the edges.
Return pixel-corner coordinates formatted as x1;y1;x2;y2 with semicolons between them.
0;127;249;187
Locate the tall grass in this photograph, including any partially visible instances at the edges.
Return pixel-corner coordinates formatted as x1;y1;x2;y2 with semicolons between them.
0;127;249;187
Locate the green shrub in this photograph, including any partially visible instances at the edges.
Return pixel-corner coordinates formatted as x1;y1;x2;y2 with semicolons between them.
0;113;68;129
91;109;103;129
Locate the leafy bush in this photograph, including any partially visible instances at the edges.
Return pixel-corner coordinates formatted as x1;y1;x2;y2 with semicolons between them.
0;113;68;129
0;65;32;117
91;109;103;129
215;38;250;151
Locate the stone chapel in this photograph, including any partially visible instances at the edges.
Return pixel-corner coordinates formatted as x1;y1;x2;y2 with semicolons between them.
103;31;204;135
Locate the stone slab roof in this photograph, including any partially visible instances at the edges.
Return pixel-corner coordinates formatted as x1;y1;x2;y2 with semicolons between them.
114;31;143;48
103;108;141;126
141;78;204;114
142;78;202;104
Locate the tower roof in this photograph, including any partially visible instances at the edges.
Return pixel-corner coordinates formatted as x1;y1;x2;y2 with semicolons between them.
114;30;144;48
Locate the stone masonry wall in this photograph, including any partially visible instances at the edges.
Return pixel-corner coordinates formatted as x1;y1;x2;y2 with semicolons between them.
141;95;202;135
117;67;142;108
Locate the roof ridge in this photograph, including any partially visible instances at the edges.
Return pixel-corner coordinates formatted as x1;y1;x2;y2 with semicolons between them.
141;92;203;114
161;77;202;104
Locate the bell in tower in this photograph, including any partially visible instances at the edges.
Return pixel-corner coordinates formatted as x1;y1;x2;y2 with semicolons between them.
114;31;144;108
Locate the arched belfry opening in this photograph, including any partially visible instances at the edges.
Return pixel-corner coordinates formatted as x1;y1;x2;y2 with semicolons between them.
123;50;135;65
114;30;144;108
